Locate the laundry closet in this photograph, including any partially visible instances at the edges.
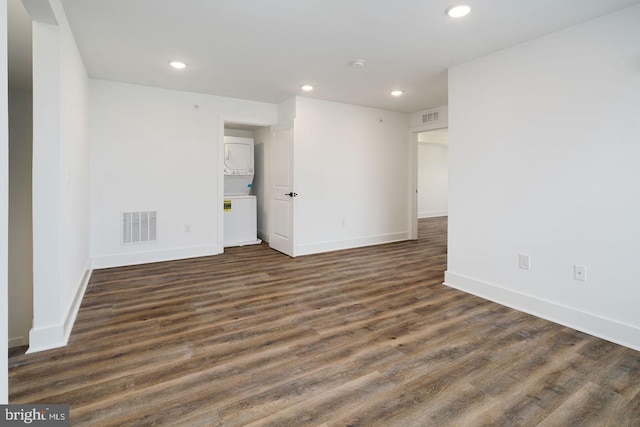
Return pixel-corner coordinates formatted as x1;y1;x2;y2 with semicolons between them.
223;125;268;247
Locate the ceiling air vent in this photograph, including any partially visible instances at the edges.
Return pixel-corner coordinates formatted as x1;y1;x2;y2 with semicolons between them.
422;111;440;123
122;211;157;244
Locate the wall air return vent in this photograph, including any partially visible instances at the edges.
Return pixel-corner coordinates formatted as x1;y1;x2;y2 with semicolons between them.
122;211;157;244
422;111;440;123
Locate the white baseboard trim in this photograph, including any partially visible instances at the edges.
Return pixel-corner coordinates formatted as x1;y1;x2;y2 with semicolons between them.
28;259;92;354
28;325;66;353
295;232;410;257
91;244;222;269
444;271;640;352
418;210;448;219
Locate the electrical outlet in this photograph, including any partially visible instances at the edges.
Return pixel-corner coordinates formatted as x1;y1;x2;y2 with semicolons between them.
185;224;191;233
574;265;586;282
519;254;530;270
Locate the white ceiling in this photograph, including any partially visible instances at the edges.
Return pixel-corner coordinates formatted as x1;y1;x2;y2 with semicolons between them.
11;0;640;112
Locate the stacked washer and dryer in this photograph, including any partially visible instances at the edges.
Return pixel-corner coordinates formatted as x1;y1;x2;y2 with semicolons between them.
223;136;261;247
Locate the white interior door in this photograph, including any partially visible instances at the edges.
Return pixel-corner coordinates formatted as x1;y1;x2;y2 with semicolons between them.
269;124;295;256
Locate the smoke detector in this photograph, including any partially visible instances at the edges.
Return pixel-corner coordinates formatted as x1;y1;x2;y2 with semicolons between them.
351;59;366;68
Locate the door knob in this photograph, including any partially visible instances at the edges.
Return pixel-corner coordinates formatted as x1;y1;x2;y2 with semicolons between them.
285;192;298;197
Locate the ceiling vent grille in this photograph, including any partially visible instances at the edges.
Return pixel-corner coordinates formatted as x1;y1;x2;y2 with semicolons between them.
422;111;440;123
122;211;157;244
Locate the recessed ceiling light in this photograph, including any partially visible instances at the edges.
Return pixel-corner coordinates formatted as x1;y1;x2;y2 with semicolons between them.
446;5;471;18
170;61;187;69
351;59;366;68
301;84;314;92
391;90;404;97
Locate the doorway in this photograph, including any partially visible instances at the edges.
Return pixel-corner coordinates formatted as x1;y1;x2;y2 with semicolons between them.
417;129;449;220
223;122;270;248
8;0;34;350
411;128;449;239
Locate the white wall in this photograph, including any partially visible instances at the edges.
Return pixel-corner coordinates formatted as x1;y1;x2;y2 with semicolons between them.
294;97;410;255
8;89;33;347
409;106;448;130
29;0;91;352
1;0;9;403
446;5;640;350
90;80;277;267
417;130;448;218
224;128;253;138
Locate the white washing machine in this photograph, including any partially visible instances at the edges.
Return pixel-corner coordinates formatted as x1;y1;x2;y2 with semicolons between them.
224;195;260;247
223;136;261;247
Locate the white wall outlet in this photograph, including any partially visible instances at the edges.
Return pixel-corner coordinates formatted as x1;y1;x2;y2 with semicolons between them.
574;265;586;282
519;254;530;270
184;224;191;233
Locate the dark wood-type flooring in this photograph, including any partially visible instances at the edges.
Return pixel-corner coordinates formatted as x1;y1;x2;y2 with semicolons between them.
9;218;640;426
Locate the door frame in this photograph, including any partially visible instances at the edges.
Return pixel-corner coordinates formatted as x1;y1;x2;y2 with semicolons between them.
218;117;274;253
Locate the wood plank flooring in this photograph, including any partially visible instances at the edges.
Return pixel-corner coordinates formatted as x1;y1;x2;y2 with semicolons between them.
9;218;640;426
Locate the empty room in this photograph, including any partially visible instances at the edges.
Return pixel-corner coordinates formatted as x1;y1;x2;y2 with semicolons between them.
2;0;640;425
